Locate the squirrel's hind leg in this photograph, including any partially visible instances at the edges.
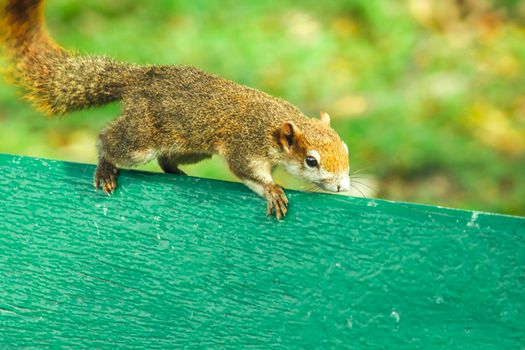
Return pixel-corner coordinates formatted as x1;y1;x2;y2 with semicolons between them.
94;116;158;194
158;153;211;175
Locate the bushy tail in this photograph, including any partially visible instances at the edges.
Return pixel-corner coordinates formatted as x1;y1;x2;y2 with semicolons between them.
0;0;135;115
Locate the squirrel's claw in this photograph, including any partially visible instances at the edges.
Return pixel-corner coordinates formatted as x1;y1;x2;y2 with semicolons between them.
265;185;288;220
94;159;119;195
102;176;117;194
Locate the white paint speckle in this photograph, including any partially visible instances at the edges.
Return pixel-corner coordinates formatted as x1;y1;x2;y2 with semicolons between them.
467;211;480;228
347;316;353;329
93;221;100;235
390;310;400;323
102;206;108;216
335;262;341;268
367;201;378;207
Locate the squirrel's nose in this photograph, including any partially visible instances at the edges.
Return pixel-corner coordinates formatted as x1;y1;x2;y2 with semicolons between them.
338;176;351;192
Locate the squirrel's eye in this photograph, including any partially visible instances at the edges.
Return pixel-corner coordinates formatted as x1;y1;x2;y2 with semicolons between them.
305;156;318;168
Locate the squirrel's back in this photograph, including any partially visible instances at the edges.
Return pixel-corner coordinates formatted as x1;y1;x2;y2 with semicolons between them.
117;64;304;155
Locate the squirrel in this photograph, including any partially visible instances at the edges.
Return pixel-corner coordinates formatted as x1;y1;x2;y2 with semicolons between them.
0;0;351;219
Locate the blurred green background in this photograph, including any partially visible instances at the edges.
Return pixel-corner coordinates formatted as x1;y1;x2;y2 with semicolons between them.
1;0;524;215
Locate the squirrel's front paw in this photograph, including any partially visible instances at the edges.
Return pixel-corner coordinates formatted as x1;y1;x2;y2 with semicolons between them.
94;160;119;194
265;184;288;220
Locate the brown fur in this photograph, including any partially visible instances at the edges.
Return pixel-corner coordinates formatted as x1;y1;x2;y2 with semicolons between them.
0;0;350;219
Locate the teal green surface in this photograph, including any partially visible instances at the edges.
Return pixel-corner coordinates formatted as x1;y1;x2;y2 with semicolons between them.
0;153;524;348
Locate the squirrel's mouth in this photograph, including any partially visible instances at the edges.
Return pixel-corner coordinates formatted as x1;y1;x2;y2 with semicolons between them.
313;181;337;193
315;177;351;193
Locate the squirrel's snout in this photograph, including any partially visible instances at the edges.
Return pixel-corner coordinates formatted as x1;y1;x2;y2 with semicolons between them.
321;175;350;193
337;176;351;192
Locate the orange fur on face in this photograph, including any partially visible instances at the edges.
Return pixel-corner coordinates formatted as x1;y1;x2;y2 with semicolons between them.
278;118;349;183
297;120;348;172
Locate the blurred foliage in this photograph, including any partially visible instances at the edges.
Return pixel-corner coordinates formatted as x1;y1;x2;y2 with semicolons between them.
1;0;524;215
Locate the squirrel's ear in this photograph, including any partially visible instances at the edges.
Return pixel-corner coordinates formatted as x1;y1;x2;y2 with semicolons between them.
279;121;302;151
320;111;331;125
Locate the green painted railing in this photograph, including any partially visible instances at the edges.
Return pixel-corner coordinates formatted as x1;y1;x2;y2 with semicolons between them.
0;153;524;348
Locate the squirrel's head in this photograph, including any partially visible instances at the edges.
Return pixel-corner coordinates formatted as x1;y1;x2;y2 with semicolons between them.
278;112;350;193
